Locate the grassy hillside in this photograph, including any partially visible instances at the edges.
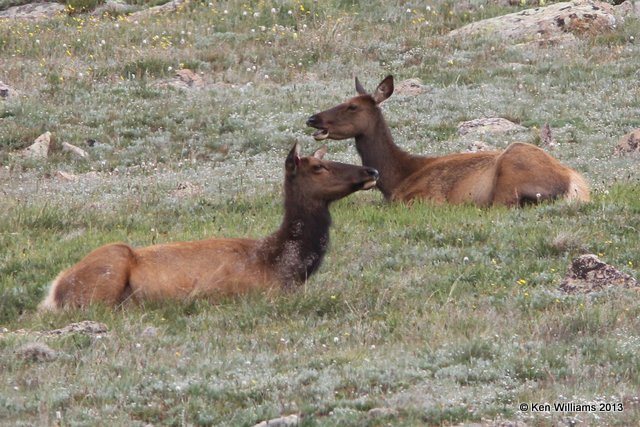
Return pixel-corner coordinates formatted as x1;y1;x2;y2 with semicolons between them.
1;1;639;425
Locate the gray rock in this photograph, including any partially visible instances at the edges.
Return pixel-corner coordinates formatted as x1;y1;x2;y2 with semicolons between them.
91;0;137;16
367;407;398;418
614;129;640;155
0;1;66;20
0;81;18;99
394;78;427;96
19;132;51;159
560;254;638;294
457;118;526;136
252;414;299;427
615;0;640;19
141;326;159;337
56;171;79;181
172;69;204;89
466;141;498;152
130;0;188;18
17;342;57;362
45;320;108;336
62;142;89;159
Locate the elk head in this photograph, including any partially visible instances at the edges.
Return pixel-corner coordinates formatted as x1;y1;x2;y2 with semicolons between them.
306;75;394;141
285;143;378;202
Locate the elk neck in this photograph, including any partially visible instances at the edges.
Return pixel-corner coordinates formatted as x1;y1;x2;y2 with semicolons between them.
354;109;428;199
256;185;332;287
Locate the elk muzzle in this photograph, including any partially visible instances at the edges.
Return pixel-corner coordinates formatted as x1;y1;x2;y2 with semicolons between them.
361;167;379;190
306;114;329;141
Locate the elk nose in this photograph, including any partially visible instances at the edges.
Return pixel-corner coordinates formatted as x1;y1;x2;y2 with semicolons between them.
306;115;319;127
366;168;379;180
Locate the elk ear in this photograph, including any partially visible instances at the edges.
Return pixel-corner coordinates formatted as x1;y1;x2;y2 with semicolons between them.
285;142;301;174
372;75;394;104
312;144;328;160
355;77;367;95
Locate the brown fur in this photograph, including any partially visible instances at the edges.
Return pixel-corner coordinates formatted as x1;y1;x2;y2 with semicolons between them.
39;144;378;310
307;75;590;207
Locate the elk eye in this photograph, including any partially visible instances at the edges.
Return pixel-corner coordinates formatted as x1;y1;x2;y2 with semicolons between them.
347;104;358;111
312;164;325;173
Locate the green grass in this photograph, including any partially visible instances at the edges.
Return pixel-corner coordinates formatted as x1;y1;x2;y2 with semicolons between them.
2;188;639;425
1;0;640;426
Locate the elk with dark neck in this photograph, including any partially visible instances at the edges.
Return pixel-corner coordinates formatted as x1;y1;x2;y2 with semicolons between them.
40;143;378;310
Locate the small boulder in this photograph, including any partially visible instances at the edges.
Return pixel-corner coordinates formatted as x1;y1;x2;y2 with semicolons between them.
252;414;299;427
394;78;427;96
130;0;187;18
368;407;398;418
559;254;638;294
91;0;137;16
614;129;640;155
156;69;206;90
56;170;79;181
19;132;51;159
457;118;526;136
62;142;89;158
466;141;498;152
141;326;159;337
17;342;57;362
173;69;204;89
0;81;18;99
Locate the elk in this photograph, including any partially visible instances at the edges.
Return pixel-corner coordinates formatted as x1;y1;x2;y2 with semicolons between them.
39;143;378;310
307;75;589;207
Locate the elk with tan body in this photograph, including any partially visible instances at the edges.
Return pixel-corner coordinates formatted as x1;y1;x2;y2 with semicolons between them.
40;143;378;310
307;75;589;207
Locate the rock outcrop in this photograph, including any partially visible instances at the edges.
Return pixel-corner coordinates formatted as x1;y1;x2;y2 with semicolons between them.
0;1;66;20
449;1;622;44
